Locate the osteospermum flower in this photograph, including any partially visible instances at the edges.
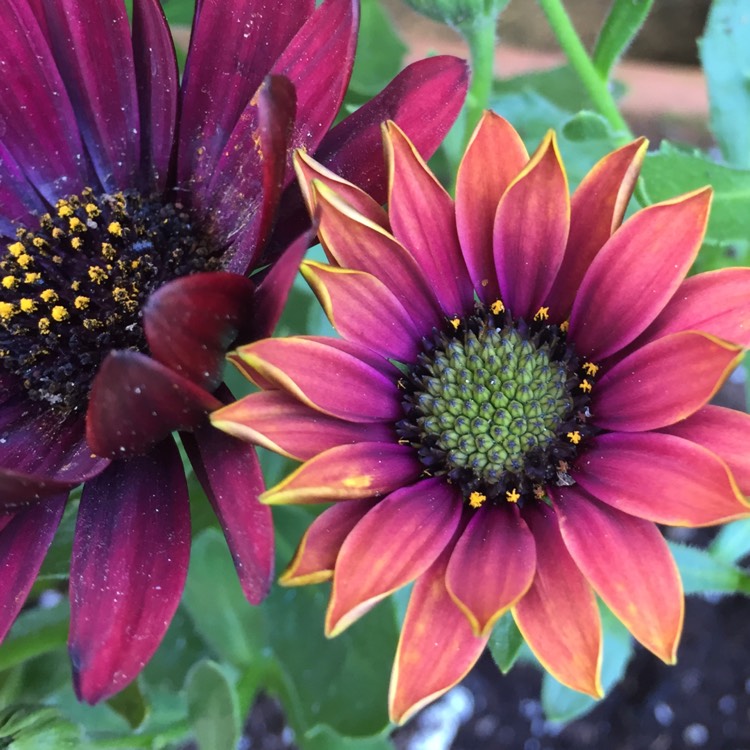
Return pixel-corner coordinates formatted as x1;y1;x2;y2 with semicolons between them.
213;113;750;723
0;0;467;702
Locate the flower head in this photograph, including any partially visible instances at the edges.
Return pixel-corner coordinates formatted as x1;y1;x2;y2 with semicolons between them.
0;0;468;702
214;113;750;723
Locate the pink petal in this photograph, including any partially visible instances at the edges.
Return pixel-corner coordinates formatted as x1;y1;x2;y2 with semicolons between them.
69;438;190;703
326;478;463;635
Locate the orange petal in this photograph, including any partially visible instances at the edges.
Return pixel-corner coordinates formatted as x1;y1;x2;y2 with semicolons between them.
326;477;463;636
512;503;602;698
552;486;684;664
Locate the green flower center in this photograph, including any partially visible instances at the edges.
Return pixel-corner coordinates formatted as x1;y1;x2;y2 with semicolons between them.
396;304;597;507
0;189;222;413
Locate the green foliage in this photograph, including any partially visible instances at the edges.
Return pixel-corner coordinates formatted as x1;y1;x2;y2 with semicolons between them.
185;661;241;750
708;519;750;565
488;612;524;674
699;0;750;168
669;541;750;596
592;0;655;80
0;706;80;749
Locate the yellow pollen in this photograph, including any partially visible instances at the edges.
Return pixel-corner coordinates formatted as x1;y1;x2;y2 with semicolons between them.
130;259;141;269
38;317;50;334
450;317;461;330
70;237;83;250
583;362;599;377
83;318;103;330
71;280;81;292
16;254;32;268
51;305;69;322
24;272;41;283
85;203;100;217
490;299;505;315
88;266;108;283
469;491;487;509
52;255;63;264
112;287;129;303
122;299;139;313
31;237;46;249
52;227;65;239
534;306;550;321
579;379;592;393
19;298;36;313
56;203;74;218
567;431;582;445
560;320;569;332
506;488;521;504
8;241;24;257
107;221;123;237
533;485;546;500
40;289;58;303
0;302;16;319
101;242;116;260
68;217;86;232
2;276;17;289
74;296;90;310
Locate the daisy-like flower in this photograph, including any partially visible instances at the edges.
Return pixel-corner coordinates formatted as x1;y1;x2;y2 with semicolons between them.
213;113;750;723
0;0;467;702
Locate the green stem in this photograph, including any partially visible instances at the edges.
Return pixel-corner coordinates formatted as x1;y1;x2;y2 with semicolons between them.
461;15;498;148
83;722;191;749
536;0;631;141
0;621;68;672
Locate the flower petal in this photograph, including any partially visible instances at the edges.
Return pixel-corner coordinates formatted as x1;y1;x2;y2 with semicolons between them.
638;267;750;349
494;132;570;320
513;502;602;697
144;272;257;392
42;0;140;188
0;496;66;643
280;499;377;585
326;478;463;636
552;486;683;664
0;143;47;235
385;121;473;315
455;112;528;303
313;181;442;333
177;0;311;183
208;75;296;274
235;336;400;422
69;438;190;703
132;0;178;191
86;351;221;459
301;261;422;361
389;538;489;725
260;442;422;505
573;432;749;526
591;331;742;432
568;188;712;360
662;405;750;495
182;419;273;604
445;504;536;637
546;139;647;318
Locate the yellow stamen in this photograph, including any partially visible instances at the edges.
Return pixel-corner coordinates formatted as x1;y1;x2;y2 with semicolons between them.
88;266;108;284
101;242;116;260
579;379;592;393
469;491;487;509
69;217;86;232
2;276;17;289
52;227;65;239
71;280;81;292
560;320;569;332
583;362;599;377
84;203;100;217
567;431;582;445
19;298;36;313
24;272;41;283
31;237;46;249
7;241;24;257
51;305;69;322
83;318;103;330
449;317;461;330
40;289;58;303
506;488;521;504
70;237;83;250
534;306;550;321
107;221;123;237
74;296;90;310
38;317;50;334
490;299;505;315
0;302;15;319
56;202;74;218
533;485;546;500
16;254;32;268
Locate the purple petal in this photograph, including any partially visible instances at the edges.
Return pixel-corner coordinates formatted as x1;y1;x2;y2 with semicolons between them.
182;414;273;604
132;0;178;192
0;495;66;643
86;351;222;459
0;142;48;235
41;0;140;189
69;438;190;703
143;272;257;392
177;0;312;185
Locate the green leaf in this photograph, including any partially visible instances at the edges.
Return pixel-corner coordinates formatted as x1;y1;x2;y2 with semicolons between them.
488;612;524;674
640;141;750;272
160;0;196;26
185;660;241;750
541;604;632;723
709;518;750;565
0;600;69;673
699;0;750;168
669;540;750;595
105;679;149;731
592;0;655;80
303;725;393;750
0;706;80;749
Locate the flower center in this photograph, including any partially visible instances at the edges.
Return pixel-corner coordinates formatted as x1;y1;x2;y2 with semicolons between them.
396;303;597;507
0;189;222;413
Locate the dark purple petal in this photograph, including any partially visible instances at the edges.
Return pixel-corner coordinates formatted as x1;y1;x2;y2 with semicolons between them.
0;0;92;197
41;0;140;190
182;414;273;604
0;142;48;235
132;0;178;192
268;55;469;257
177;0;312;185
86;351;222;459
0;496;66;643
144;272;256;391
69;438;190;703
208;76;296;275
